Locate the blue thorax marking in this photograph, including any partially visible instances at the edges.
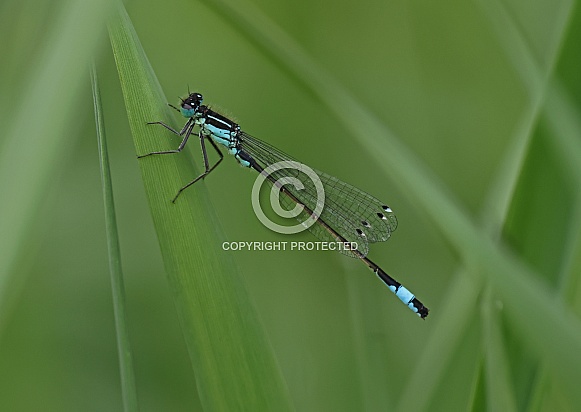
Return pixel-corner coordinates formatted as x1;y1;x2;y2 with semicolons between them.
197;109;239;148
192;106;252;168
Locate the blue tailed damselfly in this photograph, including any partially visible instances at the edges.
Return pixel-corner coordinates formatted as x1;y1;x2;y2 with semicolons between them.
139;92;429;319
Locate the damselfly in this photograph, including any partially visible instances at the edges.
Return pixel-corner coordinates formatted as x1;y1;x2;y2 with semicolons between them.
139;92;429;319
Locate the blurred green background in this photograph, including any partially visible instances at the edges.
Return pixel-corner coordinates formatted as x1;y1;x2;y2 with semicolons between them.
1;0;580;410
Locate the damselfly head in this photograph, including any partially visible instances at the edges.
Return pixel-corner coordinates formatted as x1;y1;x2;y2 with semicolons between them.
179;92;203;118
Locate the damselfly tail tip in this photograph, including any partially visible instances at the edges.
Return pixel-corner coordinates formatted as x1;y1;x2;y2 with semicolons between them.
415;303;429;319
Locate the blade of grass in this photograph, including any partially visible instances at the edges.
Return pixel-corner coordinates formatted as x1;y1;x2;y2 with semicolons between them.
204;0;581;405
91;64;139;412
0;0;114;333
545;81;581;188
482;288;518;412
395;271;482;412
478;1;580;408
475;0;580;184
396;93;538;410
107;3;293;411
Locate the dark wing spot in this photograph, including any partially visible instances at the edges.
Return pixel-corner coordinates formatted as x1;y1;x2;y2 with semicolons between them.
377;212;387;220
361;220;370;227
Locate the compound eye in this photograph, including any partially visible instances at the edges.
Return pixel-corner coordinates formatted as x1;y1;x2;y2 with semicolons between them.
179;100;197;118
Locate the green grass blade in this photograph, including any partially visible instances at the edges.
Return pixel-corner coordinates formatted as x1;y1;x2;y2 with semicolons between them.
475;0;580;186
91;65;139;412
546;81;581;188
396;99;536;410
0;0;114;331
107;3;293;411
482;289;518;412
478;1;581;408
396;271;482;412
